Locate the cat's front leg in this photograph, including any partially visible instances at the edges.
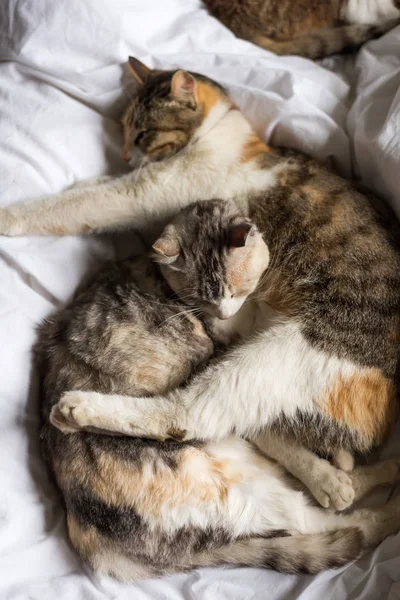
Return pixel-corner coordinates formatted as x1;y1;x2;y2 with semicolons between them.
53;323;362;457
0;174;137;236
69;175;114;189
0;148;213;237
51;326;298;442
50;390;185;440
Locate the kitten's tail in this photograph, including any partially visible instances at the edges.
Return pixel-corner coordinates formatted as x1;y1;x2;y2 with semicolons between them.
249;20;398;59
196;528;364;574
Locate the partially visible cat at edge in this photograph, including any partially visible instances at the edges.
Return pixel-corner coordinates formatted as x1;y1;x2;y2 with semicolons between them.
2;58;400;579
203;0;400;59
38;199;400;582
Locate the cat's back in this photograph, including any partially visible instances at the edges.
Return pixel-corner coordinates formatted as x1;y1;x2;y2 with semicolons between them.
203;0;338;39
251;150;400;377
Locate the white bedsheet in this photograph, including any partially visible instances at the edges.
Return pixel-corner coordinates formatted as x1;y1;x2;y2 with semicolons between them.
0;1;400;598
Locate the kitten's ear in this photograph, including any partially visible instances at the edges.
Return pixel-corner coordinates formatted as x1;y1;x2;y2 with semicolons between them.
171;70;197;108
128;57;152;85
229;222;257;248
152;229;180;263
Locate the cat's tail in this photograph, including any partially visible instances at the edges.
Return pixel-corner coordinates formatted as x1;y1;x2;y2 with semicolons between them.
249;20;399;60
195;528;364;574
88;529;364;581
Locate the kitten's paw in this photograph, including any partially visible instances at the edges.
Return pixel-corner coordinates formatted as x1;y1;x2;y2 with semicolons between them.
306;460;355;511
50;391;94;433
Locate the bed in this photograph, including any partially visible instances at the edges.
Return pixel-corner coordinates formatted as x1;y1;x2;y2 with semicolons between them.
0;1;400;598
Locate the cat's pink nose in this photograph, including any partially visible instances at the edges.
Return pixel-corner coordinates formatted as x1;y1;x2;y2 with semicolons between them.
121;151;130;163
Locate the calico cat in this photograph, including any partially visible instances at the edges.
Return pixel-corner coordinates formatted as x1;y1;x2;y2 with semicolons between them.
2;59;400;577
37;199;400;581
203;0;400;59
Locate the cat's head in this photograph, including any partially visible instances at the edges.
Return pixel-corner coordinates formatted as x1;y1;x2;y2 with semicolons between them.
121;57;231;164
152;200;269;320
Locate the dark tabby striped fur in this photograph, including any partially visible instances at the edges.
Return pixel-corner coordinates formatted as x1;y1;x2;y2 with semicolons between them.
203;0;399;59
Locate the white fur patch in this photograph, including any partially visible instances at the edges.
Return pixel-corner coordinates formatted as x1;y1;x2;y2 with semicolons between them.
342;0;400;25
217;294;246;320
194;100;232;140
181;319;359;441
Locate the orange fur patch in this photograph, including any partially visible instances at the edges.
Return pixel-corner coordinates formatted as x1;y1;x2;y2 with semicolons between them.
240;133;271;163
280;4;338;39
325;369;397;448
299;184;326;205
59;447;236;524
226;253;251;289
195;81;223;116
212;459;244;489
289;13;333;38
67;514;102;560
191;316;209;339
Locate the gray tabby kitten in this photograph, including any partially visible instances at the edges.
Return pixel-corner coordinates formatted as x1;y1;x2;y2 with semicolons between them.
37;199;400;582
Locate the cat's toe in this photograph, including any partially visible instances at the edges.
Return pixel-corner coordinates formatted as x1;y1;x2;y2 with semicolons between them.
329;471;355;510
50;402;80;433
309;461;355;511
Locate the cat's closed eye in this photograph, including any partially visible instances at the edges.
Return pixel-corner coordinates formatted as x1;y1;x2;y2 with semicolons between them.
135;131;148;144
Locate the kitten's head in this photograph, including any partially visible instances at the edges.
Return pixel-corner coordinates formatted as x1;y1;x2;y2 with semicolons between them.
152;200;269;320
121;57;231;164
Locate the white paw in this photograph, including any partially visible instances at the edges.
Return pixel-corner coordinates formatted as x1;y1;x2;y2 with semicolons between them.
307;460;355;511
50;391;94;433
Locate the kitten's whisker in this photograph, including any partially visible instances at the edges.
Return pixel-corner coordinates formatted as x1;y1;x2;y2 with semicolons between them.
156;308;200;329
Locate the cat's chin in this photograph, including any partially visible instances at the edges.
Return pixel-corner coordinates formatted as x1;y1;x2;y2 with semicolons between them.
129;149;148;170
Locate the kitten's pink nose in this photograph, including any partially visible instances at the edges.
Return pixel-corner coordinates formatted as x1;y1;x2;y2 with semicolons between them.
121;151;130;163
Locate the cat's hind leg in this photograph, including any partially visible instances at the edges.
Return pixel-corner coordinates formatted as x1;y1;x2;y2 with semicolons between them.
348;459;400;502
253;433;400;510
332;449;355;472
253;431;355;511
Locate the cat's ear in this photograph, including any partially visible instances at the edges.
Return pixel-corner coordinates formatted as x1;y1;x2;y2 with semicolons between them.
171;70;197;109
152;229;180;263
128;57;152;85
229;222;257;248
